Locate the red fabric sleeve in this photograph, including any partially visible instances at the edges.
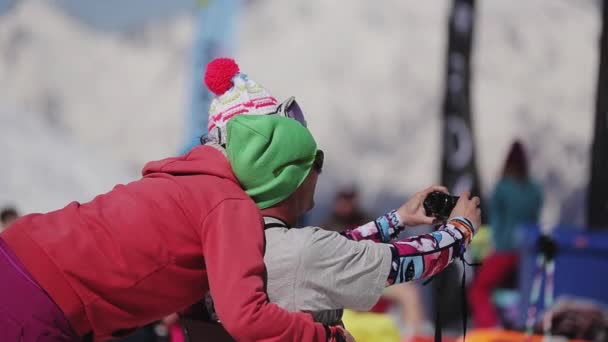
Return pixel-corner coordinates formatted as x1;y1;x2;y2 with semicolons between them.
202;198;328;342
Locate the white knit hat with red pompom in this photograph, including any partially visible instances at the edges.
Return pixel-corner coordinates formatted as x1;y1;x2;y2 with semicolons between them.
204;58;279;144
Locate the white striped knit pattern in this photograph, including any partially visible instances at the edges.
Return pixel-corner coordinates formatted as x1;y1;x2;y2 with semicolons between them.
207;74;278;143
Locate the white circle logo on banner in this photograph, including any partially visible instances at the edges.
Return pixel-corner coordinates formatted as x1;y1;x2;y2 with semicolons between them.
446;115;473;171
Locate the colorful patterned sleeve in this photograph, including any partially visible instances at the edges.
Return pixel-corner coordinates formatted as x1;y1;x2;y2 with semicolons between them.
386;217;476;285
341;209;404;243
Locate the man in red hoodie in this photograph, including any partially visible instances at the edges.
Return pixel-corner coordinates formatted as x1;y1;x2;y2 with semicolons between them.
0;59;347;341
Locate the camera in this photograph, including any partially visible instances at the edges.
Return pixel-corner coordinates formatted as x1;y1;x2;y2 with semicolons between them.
423;191;459;221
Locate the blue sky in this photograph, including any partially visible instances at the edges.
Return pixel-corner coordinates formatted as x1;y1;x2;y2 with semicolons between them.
0;0;198;31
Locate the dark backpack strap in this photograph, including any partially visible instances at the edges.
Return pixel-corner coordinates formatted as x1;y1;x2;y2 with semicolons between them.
81;332;93;342
263;222;289;230
263;217;290;230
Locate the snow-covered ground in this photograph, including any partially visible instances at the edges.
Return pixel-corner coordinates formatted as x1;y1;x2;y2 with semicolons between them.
0;0;599;227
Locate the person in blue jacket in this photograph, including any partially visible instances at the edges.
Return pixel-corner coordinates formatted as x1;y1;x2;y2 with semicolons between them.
469;140;543;328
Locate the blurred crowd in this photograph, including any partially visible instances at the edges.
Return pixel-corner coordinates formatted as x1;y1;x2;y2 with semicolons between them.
310;141;545;341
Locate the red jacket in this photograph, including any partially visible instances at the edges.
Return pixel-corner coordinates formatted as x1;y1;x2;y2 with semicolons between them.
1;146;327;341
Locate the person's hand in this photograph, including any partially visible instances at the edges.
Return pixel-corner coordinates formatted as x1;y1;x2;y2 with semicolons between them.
161;313;179;326
448;191;481;229
397;185;449;226
343;329;355;342
336;326;356;342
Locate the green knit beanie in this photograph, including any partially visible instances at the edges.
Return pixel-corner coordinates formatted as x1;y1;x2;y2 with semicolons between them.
226;115;317;209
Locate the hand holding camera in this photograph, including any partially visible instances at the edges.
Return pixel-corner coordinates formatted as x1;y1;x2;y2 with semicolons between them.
397;185;449;226
423;190;481;230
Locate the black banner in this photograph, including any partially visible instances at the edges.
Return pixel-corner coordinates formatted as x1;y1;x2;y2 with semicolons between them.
441;0;481;200
588;0;608;229
435;0;480;333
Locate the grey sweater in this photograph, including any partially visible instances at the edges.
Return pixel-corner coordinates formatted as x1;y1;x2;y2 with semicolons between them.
263;217;392;324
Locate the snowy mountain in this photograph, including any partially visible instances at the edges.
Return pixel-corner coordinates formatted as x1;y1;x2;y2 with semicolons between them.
0;106;133;212
0;0;193;213
0;0;598;226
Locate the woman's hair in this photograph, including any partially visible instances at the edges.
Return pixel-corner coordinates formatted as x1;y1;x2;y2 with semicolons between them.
502;140;529;180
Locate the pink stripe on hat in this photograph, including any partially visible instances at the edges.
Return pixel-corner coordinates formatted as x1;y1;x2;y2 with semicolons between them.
204;58;280;142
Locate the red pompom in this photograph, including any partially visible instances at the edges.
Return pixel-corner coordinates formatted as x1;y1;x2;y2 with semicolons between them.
204;58;240;95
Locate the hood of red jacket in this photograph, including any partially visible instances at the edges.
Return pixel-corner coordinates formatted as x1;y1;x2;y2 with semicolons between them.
142;145;237;182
